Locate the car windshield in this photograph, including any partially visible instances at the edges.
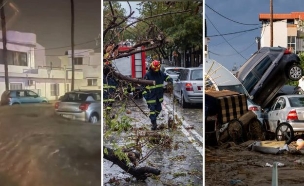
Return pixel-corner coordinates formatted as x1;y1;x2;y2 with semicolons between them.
61;92;101;102
190;69;203;80
288;97;304;107
166;68;183;75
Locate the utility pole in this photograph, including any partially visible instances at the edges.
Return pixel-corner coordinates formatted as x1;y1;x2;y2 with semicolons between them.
270;0;273;47
71;0;75;91
0;0;9;90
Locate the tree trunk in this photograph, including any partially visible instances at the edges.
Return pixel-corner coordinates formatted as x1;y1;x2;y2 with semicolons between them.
71;0;75;90
1;0;9;90
103;147;161;180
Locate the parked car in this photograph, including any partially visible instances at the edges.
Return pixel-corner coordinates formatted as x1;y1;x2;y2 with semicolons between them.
205;59;264;123
54;90;101;124
163;67;185;90
0;90;48;105
236;47;303;108
173;67;203;108
266;94;304;144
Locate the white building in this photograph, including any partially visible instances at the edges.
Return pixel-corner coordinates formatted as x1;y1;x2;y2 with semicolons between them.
58;49;101;90
0;30;84;100
259;12;304;54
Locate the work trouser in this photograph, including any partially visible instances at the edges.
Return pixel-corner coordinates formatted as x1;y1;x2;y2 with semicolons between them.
103;100;114;122
148;99;162;123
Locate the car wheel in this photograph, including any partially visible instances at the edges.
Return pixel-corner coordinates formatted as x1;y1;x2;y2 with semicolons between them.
42;101;47;103
181;93;189;108
275;122;294;144
12;102;20;105
89;114;99;124
287;64;303;81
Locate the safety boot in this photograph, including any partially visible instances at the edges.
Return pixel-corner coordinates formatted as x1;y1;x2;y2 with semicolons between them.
151;120;157;130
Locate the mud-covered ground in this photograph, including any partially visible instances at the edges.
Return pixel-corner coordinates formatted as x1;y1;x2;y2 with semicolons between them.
206;141;304;186
0;104;101;186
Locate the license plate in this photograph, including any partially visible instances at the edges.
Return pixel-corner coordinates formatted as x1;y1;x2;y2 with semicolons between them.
62;114;74;119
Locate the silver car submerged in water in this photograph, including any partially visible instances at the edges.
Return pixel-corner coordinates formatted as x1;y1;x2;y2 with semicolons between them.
55;90;101;124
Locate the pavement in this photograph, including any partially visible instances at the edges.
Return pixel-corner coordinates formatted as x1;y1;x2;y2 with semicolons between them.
103;95;203;185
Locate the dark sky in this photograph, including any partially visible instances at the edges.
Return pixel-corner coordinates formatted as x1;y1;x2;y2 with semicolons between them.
206;0;304;70
5;0;101;64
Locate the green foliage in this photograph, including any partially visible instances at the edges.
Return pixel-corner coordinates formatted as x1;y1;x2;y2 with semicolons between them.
137;2;202;57
113;144;130;164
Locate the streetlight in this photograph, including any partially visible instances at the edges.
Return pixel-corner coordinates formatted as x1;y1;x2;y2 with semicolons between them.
255;37;261;50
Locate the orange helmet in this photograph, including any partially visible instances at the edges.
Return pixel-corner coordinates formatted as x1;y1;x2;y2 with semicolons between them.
150;60;161;72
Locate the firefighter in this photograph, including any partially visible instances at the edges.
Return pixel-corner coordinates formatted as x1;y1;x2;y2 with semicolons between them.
103;62;117;121
142;60;173;130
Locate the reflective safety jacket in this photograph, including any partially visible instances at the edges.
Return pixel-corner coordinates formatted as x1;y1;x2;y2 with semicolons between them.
142;70;172;105
103;74;118;104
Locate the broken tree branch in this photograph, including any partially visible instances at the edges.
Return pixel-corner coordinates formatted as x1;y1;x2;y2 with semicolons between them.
103;147;161;180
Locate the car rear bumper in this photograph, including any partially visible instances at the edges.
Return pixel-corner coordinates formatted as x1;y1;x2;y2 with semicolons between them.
287;120;304;132
185;94;203;103
55;111;87;121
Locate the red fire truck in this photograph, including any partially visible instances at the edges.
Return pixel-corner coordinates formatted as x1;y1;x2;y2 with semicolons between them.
112;46;147;98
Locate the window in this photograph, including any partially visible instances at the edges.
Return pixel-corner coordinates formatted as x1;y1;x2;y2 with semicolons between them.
50;84;59;96
287;36;296;52
179;70;188;80
190;69;203;80
0;50;28;66
87;79;97;86
66;84;70;92
254;56;272;77
27;90;38;97
16;90;26;97
242;71;259;93
74;57;83;65
10;83;22;90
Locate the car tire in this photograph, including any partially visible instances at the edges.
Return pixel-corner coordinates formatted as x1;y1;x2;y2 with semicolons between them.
287;64;303;81
89;114;99;124
181;93;190;108
275;122;294;144
12;102;20;105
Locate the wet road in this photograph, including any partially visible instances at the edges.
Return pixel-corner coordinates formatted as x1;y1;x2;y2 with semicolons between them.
103;94;203;185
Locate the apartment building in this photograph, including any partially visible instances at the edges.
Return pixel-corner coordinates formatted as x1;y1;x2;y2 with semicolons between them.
58;49;101;90
0;30;84;100
259;12;304;54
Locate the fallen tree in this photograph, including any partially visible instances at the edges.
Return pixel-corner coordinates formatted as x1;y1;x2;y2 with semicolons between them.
103;147;160;180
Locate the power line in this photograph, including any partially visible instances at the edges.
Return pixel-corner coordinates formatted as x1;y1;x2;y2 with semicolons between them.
207;27;261;37
206;4;260;26
45;46;101;56
34;39;98;51
206;14;247;60
209;32;249;47
209;23;267;57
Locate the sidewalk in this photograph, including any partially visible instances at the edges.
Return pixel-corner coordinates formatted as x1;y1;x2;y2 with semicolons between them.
103;98;203;185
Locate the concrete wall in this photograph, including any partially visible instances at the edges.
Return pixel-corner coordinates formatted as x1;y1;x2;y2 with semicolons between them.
261;20;287;47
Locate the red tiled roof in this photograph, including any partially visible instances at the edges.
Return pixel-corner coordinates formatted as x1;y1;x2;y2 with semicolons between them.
259;12;304;21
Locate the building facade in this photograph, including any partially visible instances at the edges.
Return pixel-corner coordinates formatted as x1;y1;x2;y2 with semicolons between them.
58;49;101;90
259;12;304;54
0;31;84;101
